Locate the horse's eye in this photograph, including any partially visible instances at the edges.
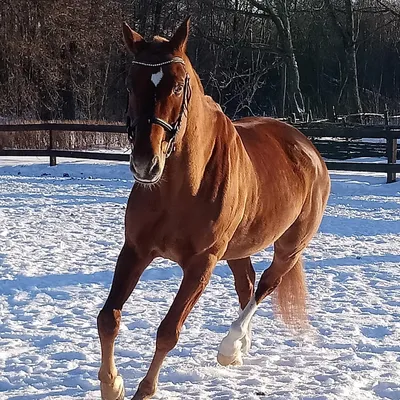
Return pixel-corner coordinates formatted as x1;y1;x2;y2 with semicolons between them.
173;84;184;95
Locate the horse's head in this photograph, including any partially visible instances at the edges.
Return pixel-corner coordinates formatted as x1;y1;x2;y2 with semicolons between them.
123;17;191;184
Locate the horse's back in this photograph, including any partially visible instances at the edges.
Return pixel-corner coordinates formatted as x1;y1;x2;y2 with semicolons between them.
233;116;328;184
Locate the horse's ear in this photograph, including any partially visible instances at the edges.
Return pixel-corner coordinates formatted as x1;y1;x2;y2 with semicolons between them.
169;16;190;53
122;22;146;55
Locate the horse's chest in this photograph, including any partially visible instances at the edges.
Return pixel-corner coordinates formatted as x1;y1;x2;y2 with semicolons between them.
151;220;211;263
149;209;233;264
128;191;245;263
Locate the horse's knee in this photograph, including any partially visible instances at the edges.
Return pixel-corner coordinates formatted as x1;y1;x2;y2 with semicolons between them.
156;320;179;353
97;308;121;340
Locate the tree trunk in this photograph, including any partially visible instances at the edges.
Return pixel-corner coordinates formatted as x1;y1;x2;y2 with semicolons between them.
247;0;305;117
60;85;76;120
344;43;362;114
280;63;287;117
153;0;162;35
324;0;362;114
283;38;305;116
344;0;362;113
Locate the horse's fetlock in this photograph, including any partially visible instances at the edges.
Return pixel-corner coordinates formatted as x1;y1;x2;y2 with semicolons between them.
98;367;118;384
137;378;157;397
230;320;245;339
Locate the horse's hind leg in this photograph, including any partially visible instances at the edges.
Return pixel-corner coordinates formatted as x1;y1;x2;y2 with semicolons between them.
97;244;152;400
228;258;256;310
218;203;324;366
255;198;326;326
227;258;255;354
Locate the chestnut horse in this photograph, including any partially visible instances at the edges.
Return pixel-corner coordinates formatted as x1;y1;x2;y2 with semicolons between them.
97;17;330;400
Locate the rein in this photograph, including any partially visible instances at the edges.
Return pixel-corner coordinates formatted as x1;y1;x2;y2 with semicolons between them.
126;56;190;158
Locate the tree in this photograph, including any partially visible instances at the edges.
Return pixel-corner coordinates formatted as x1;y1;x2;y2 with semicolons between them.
247;0;305;117
1;0;400;121
323;0;362;114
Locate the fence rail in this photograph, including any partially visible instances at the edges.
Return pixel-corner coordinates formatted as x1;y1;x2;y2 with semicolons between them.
0;149;129;162
295;122;399;182
0;123;125;133
0;122;399;183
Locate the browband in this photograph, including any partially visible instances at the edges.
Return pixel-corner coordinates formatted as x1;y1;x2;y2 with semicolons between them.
131;57;185;67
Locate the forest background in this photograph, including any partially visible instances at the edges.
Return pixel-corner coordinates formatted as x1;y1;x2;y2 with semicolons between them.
1;0;400;122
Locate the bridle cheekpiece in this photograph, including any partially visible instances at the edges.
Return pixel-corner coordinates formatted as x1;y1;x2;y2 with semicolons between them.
127;56;190;158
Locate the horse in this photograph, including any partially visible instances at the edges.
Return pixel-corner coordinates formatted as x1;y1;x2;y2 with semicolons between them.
97;17;331;400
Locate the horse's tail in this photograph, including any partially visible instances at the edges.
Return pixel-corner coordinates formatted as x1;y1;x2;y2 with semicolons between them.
272;256;308;329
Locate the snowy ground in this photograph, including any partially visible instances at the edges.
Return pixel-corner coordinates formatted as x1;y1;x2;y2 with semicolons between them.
0;157;399;400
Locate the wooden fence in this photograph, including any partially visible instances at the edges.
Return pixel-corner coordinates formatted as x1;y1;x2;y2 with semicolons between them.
294;122;399;183
0;122;399;183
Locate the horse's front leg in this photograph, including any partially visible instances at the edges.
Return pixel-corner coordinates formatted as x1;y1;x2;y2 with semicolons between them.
132;253;217;400
97;244;153;400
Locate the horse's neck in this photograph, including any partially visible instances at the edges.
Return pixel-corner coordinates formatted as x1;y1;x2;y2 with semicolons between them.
165;90;234;196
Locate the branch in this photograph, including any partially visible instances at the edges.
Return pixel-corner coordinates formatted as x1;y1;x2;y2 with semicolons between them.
246;0;273;17
191;30;284;55
357;17;398;45
323;0;350;45
201;0;273;20
247;0;286;37
376;0;400;18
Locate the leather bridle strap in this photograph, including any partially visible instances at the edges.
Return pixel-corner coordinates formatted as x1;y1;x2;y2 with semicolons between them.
126;56;190;158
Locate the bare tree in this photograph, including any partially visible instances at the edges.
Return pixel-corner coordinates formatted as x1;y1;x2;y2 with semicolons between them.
1;0;400;121
247;0;305;117
323;0;362;114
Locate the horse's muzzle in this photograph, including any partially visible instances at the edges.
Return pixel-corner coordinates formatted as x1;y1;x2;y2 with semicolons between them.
130;154;162;184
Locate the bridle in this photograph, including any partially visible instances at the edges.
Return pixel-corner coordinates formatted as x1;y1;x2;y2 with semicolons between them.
126;56;191;158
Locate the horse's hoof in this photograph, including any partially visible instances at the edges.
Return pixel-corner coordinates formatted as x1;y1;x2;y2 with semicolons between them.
131;380;156;400
217;351;243;366
131;391;153;400
100;375;125;400
240;333;252;354
131;394;148;400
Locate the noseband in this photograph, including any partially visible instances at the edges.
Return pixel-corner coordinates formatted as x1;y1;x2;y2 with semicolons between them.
126;57;190;158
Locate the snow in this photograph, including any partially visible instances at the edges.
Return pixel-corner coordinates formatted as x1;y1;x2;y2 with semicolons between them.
0;156;399;400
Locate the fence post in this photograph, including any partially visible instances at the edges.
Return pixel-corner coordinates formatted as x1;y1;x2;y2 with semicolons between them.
385;109;397;183
330;106;337;123
49;130;56;166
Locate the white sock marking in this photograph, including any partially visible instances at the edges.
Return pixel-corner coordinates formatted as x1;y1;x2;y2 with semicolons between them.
151;68;163;87
219;295;258;357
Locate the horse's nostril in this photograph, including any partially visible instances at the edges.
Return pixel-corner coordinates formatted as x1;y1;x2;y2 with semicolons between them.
149;156;160;174
130;154;161;181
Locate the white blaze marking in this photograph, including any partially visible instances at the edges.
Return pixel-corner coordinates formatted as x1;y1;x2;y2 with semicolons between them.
151;68;163;87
